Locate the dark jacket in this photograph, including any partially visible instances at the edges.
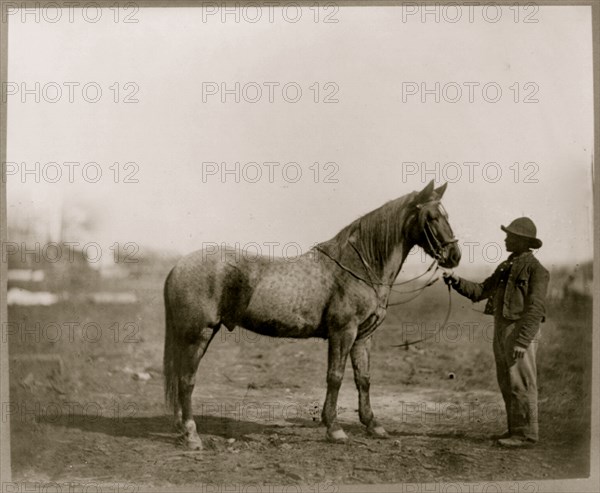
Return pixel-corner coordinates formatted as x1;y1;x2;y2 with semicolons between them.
453;251;549;348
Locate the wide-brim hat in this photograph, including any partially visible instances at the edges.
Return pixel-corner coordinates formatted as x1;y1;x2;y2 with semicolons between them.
501;217;542;248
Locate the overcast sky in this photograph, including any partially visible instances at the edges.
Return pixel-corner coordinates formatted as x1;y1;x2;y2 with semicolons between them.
5;5;594;273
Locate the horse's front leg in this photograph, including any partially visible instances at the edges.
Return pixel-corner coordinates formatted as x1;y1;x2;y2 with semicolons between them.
322;326;357;443
351;336;388;438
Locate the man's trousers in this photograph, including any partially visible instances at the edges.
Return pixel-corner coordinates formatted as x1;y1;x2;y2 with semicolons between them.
493;318;540;442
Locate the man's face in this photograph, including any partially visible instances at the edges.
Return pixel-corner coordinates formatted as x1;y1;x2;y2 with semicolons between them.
504;233;529;253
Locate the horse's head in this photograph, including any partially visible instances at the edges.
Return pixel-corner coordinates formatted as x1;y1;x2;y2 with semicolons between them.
412;181;461;269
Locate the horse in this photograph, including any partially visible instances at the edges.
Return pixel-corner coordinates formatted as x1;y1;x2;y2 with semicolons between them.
163;180;461;449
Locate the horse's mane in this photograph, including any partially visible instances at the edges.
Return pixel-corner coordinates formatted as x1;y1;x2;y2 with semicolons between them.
317;191;419;275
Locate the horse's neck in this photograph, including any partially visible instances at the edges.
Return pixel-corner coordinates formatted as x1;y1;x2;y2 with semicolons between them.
378;237;415;286
366;205;419;286
323;193;419;286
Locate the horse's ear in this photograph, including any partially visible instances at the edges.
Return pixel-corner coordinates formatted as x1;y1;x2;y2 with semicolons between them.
434;182;448;199
415;180;435;203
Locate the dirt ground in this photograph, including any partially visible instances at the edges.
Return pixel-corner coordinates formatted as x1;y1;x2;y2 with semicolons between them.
7;274;592;489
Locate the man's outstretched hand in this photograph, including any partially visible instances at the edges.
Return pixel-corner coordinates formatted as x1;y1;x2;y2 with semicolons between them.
442;271;458;287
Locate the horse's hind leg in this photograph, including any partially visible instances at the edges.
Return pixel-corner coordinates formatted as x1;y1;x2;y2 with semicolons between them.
351;337;388;438
177;326;220;449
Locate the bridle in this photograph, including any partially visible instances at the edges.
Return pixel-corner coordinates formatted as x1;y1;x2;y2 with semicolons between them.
417;201;458;263
387;200;457;306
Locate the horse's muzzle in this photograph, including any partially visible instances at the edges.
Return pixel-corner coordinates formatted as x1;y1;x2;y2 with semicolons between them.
438;242;461;268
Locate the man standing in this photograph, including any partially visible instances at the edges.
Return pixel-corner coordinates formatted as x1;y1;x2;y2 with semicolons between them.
443;217;549;448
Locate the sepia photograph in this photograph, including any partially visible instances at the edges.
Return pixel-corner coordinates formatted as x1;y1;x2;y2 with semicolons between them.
0;1;597;492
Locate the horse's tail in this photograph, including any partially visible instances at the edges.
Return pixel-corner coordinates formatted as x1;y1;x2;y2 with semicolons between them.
163;267;179;412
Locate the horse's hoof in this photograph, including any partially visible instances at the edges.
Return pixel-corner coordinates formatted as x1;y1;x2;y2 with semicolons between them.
326;429;348;443
178;434;203;450
186;439;203;450
367;425;389;438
